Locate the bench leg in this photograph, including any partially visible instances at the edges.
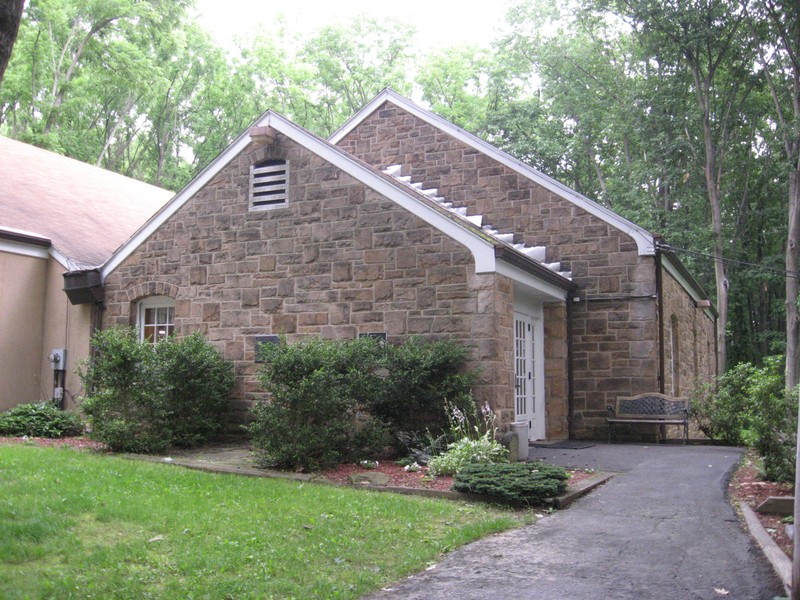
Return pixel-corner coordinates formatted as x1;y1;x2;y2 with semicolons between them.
608;423;613;444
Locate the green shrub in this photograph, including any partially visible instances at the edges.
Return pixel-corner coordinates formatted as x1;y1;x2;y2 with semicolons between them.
80;328;169;453
249;337;387;471
156;332;235;447
0;402;84;438
453;462;569;504
372;337;479;434
691;355;797;482
80;328;234;453
427;432;508;476
691;362;756;445
742;357;796;482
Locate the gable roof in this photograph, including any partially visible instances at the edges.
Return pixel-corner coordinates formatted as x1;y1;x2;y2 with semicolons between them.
0;136;173;269
102;111;575;301
329;89;656;256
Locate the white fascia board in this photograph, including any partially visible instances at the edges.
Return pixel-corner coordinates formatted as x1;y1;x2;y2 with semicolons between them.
331;89;656;256
496;260;569;302
49;247;71;270
101;114;271;279
0;238;50;259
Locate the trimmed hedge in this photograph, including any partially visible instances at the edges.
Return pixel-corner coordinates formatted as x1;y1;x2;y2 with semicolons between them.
249;336;481;471
453;462;569;504
80;328;234;453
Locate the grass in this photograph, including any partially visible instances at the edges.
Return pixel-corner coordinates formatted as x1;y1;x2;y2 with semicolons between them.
0;445;524;599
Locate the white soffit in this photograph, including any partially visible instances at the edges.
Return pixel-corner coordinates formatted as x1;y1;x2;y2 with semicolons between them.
330;89;656;256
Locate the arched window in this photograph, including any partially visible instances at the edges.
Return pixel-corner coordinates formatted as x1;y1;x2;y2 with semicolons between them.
137;296;175;345
670;315;680;396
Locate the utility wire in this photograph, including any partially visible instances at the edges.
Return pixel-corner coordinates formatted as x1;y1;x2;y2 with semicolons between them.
656;243;800;280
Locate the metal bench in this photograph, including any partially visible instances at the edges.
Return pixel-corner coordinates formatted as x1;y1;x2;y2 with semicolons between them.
607;393;689;444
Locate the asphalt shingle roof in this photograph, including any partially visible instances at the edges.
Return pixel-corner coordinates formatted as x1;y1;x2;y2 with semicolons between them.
0;136;173;269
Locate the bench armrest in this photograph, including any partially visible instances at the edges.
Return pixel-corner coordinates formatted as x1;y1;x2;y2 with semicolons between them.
607;405;616;418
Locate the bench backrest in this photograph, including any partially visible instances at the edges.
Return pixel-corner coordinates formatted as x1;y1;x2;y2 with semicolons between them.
614;393;689;419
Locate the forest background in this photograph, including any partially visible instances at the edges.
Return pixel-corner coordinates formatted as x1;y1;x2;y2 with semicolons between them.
0;0;797;384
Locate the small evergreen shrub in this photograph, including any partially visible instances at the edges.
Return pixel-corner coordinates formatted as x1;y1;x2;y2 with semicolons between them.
453;462;569;504
249;337;386;471
0;402;84;438
80;327;234;453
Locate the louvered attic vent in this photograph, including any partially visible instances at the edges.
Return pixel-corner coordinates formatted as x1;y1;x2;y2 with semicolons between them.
249;159;288;210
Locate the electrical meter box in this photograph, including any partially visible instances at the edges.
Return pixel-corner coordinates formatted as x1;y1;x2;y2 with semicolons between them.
49;349;67;371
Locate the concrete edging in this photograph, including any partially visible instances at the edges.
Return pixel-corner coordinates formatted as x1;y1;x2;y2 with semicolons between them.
739;501;792;596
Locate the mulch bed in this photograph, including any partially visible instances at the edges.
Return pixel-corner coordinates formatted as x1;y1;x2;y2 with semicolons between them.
319;461;594;492
729;452;794;558
0;436;107;451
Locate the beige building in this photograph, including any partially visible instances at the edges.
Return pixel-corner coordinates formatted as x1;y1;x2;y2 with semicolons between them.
0;137;171;411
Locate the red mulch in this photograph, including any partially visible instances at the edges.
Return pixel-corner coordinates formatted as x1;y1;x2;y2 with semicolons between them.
0;436;107;451
729;452;794;558
320;462;455;491
319;462;593;492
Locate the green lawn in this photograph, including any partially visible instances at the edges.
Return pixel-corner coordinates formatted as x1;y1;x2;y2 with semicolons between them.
0;445;524;599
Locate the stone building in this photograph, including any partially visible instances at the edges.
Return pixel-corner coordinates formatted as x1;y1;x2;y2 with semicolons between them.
92;90;716;441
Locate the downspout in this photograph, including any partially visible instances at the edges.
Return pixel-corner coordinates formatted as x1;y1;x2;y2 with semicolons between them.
567;291;576;440
655;237;666;394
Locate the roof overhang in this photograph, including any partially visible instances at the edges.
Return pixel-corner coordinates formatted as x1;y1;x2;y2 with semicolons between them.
330;89;657;257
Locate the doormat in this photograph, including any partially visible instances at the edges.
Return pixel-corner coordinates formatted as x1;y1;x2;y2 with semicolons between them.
530;441;596;450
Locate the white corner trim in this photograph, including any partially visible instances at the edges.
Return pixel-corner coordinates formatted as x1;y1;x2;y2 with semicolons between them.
330;89;656;256
0;238;49;259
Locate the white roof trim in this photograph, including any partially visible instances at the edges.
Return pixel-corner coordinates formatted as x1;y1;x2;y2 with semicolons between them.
102;110;572;300
330;89;656;256
0;238;50;260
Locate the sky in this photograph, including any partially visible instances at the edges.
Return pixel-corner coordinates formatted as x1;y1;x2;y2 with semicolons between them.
193;0;513;54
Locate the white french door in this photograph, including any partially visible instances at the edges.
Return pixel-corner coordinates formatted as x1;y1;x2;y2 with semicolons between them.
514;310;545;441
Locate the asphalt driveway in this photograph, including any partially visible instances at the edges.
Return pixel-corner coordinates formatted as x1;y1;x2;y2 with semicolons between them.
362;443;784;600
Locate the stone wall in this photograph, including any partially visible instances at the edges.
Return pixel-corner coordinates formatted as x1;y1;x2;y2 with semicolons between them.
337;101;662;438
102;133;516;421
661;268;717;398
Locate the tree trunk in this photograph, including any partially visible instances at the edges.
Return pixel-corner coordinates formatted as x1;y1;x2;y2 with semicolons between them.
0;0;24;84
787;167;800;388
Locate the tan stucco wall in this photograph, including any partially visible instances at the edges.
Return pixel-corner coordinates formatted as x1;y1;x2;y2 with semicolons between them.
0;251;47;410
39;259;92;410
0;250;93;412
